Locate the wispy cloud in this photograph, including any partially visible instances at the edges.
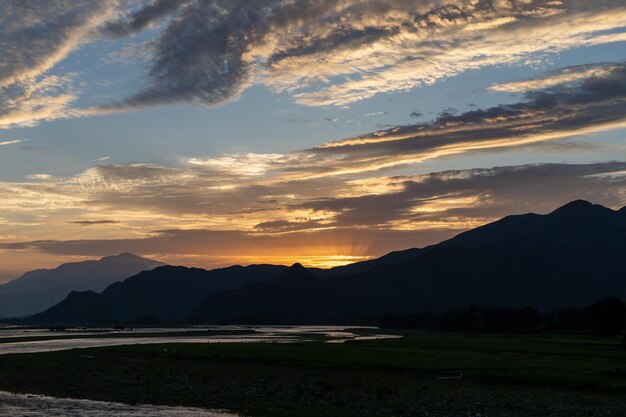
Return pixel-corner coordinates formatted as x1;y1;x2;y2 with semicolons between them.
489;63;622;93
0;1;117;88
0;139;23;146
2;1;626;124
307;61;626;175
0;1;119;127
0;74;79;129
1;161;624;268
87;0;626;112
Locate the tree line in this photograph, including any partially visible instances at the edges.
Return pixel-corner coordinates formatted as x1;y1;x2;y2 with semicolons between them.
380;297;626;337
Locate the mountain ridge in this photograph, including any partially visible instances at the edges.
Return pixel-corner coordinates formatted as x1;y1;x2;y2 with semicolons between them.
192;200;626;323
0;253;165;317
25;200;626;325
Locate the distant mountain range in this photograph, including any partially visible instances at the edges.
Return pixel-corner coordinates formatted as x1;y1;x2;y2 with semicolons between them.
0;253;164;317
26;200;626;325
29;264;286;323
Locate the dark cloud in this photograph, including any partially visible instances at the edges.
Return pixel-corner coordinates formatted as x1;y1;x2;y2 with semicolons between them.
4;161;625;261
102;0;183;38
5;161;625;260
0;227;437;260
101;0;360;109
315;62;626;171
437;107;458;118
409;111;422;119
70;220;120;226
96;0;571;110
299;162;626;228
254;219;326;232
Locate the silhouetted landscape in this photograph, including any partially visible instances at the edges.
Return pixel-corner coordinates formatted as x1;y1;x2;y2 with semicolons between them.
18;200;626;327
1;201;625;417
2;2;626;415
0;253;164;317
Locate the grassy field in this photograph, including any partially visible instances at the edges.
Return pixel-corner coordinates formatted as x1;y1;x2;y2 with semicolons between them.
1;331;626;416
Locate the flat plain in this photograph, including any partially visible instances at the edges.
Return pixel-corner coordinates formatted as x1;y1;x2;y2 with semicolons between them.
1;330;626;416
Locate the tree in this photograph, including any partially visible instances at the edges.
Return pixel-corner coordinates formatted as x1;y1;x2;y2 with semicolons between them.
585;297;625;337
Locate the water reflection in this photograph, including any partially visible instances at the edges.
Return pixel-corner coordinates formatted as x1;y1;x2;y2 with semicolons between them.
0;326;401;416
0;325;400;355
0;391;238;417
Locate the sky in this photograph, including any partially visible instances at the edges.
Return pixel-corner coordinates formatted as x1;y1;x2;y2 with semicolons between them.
1;0;626;281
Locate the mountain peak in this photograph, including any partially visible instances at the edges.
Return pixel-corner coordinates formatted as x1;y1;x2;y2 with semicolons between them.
549;200;613;217
99;253;164;265
103;252;140;260
290;262;305;270
0;253;165;318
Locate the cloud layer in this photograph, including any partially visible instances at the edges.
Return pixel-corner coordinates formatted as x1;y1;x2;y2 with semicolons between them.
1;160;625;270
100;0;626;109
1;1;626;274
0;1;118;128
2;0;626;124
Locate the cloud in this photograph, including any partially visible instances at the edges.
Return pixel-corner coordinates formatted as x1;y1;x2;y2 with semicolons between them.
1;161;625;268
0;1;117;88
70;220;120;226
268;1;626;107
0;227;430;269
298;162;626;229
102;0;182;38
92;156;111;162
2;61;624;232
0;74;79;129
0;139;23;146
3;1;626;124
0;1;119;128
307;62;626;175
91;0;626;111
489;62;622;92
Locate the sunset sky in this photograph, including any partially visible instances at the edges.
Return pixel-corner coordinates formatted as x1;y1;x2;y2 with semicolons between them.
1;0;626;281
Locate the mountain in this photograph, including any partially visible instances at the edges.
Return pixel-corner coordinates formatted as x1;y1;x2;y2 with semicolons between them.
317;248;421;277
0;253;164;317
191;200;626;323
26;200;626;325
28;264;287;324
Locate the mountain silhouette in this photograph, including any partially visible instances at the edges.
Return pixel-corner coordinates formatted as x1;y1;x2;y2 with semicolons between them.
28;264;287;324
192;200;626;323
27;200;626;325
0;253;164;317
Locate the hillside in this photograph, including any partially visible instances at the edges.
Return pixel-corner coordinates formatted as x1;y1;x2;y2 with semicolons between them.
0;253;164;317
192;200;626;323
28;264;287;324
27;201;626;325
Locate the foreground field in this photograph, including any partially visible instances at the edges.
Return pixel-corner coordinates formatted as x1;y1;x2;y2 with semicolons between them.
1;331;626;416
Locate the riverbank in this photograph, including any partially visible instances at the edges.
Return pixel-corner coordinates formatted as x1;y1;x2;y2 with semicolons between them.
1;331;626;416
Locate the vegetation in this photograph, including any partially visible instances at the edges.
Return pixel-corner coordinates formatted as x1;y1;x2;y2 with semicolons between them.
2;331;626;416
380;297;626;337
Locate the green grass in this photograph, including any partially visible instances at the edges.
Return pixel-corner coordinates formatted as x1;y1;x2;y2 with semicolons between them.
1;331;626;416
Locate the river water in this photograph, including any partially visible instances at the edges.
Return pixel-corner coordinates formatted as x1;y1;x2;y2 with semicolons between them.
0;325;400;416
0;325;400;355
0;391;238;417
